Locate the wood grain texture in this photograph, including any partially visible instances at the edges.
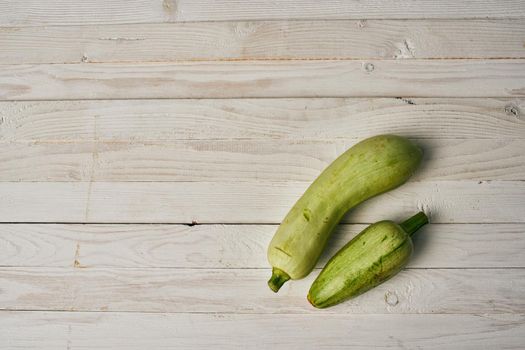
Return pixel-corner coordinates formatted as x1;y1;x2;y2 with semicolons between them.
2;0;525;26
1;224;523;269
0;0;170;26
2;98;524;141
171;0;525;21
1;60;524;100
1;139;524;181
1;267;523;314
2;20;524;64
0;181;523;223
2;312;524;349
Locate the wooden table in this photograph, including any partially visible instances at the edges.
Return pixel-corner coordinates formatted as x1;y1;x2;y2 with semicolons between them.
1;1;524;348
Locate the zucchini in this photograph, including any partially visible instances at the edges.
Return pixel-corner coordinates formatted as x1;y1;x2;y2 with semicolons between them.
267;135;422;292
307;212;428;308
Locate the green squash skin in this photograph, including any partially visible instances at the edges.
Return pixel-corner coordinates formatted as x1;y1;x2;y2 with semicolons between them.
307;221;413;308
267;135;422;289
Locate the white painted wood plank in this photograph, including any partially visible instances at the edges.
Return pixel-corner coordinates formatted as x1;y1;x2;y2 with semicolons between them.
2;0;525;26
1;224;523;269
2;312;524;350
1;139;524;181
0;181;523;223
2;20;524;64
174;0;525;21
2;98;523;141
0;267;522;314
1;60;524;100
0;0;171;26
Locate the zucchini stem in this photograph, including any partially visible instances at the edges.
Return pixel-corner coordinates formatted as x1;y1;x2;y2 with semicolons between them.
268;267;290;292
400;212;429;237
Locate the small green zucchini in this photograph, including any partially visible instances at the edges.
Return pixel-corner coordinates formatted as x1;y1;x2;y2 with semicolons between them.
267;135;422;292
308;212;428;308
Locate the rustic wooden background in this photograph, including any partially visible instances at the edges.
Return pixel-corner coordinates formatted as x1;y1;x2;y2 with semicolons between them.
1;1;524;348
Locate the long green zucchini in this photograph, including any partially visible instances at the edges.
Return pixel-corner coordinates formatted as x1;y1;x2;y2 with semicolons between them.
267;135;422;292
308;212;428;308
